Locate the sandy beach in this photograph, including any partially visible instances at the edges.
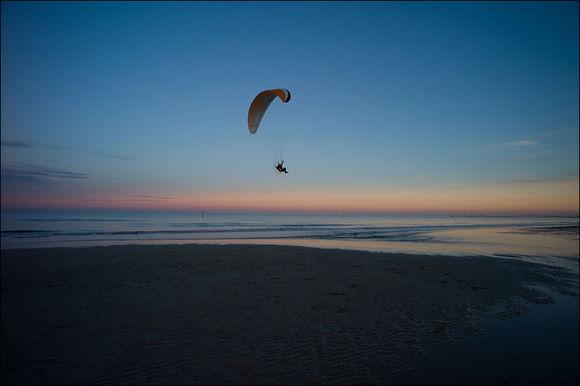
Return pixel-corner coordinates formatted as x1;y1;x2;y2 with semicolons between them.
1;244;578;385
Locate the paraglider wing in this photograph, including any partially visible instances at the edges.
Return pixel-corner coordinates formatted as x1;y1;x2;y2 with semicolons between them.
247;89;291;134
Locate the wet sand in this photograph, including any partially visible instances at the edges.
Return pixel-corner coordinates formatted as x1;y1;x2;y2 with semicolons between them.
1;244;578;385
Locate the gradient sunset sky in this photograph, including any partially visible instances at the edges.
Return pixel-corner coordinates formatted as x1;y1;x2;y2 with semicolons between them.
1;1;578;215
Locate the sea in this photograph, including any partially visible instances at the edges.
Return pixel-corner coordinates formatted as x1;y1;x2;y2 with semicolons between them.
1;210;578;269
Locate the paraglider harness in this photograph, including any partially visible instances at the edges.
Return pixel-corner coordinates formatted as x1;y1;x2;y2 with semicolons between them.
275;159;288;174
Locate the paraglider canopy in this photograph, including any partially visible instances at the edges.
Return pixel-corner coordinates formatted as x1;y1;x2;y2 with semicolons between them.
247;89;291;134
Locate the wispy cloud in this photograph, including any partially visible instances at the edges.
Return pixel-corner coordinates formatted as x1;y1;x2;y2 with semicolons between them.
79;194;174;202
495;175;579;185
1;164;89;185
489;127;579;151
132;194;173;200
497;139;538;148
0;140;36;148
1;140;137;161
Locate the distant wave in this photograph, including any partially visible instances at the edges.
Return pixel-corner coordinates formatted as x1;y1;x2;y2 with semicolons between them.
1;225;441;242
0;223;536;243
3;218;578;250
3;222;576;240
2;215;579;261
167;222;346;228
2;230;53;233
518;225;579;237
20;218;129;222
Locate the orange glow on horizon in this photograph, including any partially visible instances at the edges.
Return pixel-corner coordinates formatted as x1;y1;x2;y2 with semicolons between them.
3;179;579;216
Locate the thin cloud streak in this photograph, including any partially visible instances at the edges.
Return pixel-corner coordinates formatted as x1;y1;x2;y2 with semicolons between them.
1;140;137;161
2;164;89;179
0;140;35;148
498;139;538;148
486;126;579;151
1;164;89;186
79;195;175;202
133;194;174;200
497;176;579;185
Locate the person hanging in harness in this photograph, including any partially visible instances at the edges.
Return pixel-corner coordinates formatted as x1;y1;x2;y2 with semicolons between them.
275;159;288;174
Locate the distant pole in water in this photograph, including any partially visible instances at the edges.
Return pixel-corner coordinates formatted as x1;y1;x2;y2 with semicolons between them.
201;209;204;218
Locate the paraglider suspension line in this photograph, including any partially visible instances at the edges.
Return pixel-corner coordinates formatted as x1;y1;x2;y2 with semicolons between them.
280;105;286;160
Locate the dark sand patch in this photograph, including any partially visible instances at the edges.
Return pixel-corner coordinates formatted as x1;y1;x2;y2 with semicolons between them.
1;244;578;384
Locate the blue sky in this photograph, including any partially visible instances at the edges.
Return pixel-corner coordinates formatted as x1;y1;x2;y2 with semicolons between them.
1;1;578;213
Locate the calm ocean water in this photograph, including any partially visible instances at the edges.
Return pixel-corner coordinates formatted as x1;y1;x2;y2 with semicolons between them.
1;210;578;267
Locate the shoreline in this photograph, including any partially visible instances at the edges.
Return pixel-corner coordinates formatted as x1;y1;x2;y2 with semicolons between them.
3;240;578;274
2;244;578;384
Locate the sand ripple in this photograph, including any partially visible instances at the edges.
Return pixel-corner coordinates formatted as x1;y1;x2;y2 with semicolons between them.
2;244;577;384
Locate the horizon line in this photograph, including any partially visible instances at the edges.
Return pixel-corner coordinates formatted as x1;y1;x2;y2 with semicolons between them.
1;206;578;218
